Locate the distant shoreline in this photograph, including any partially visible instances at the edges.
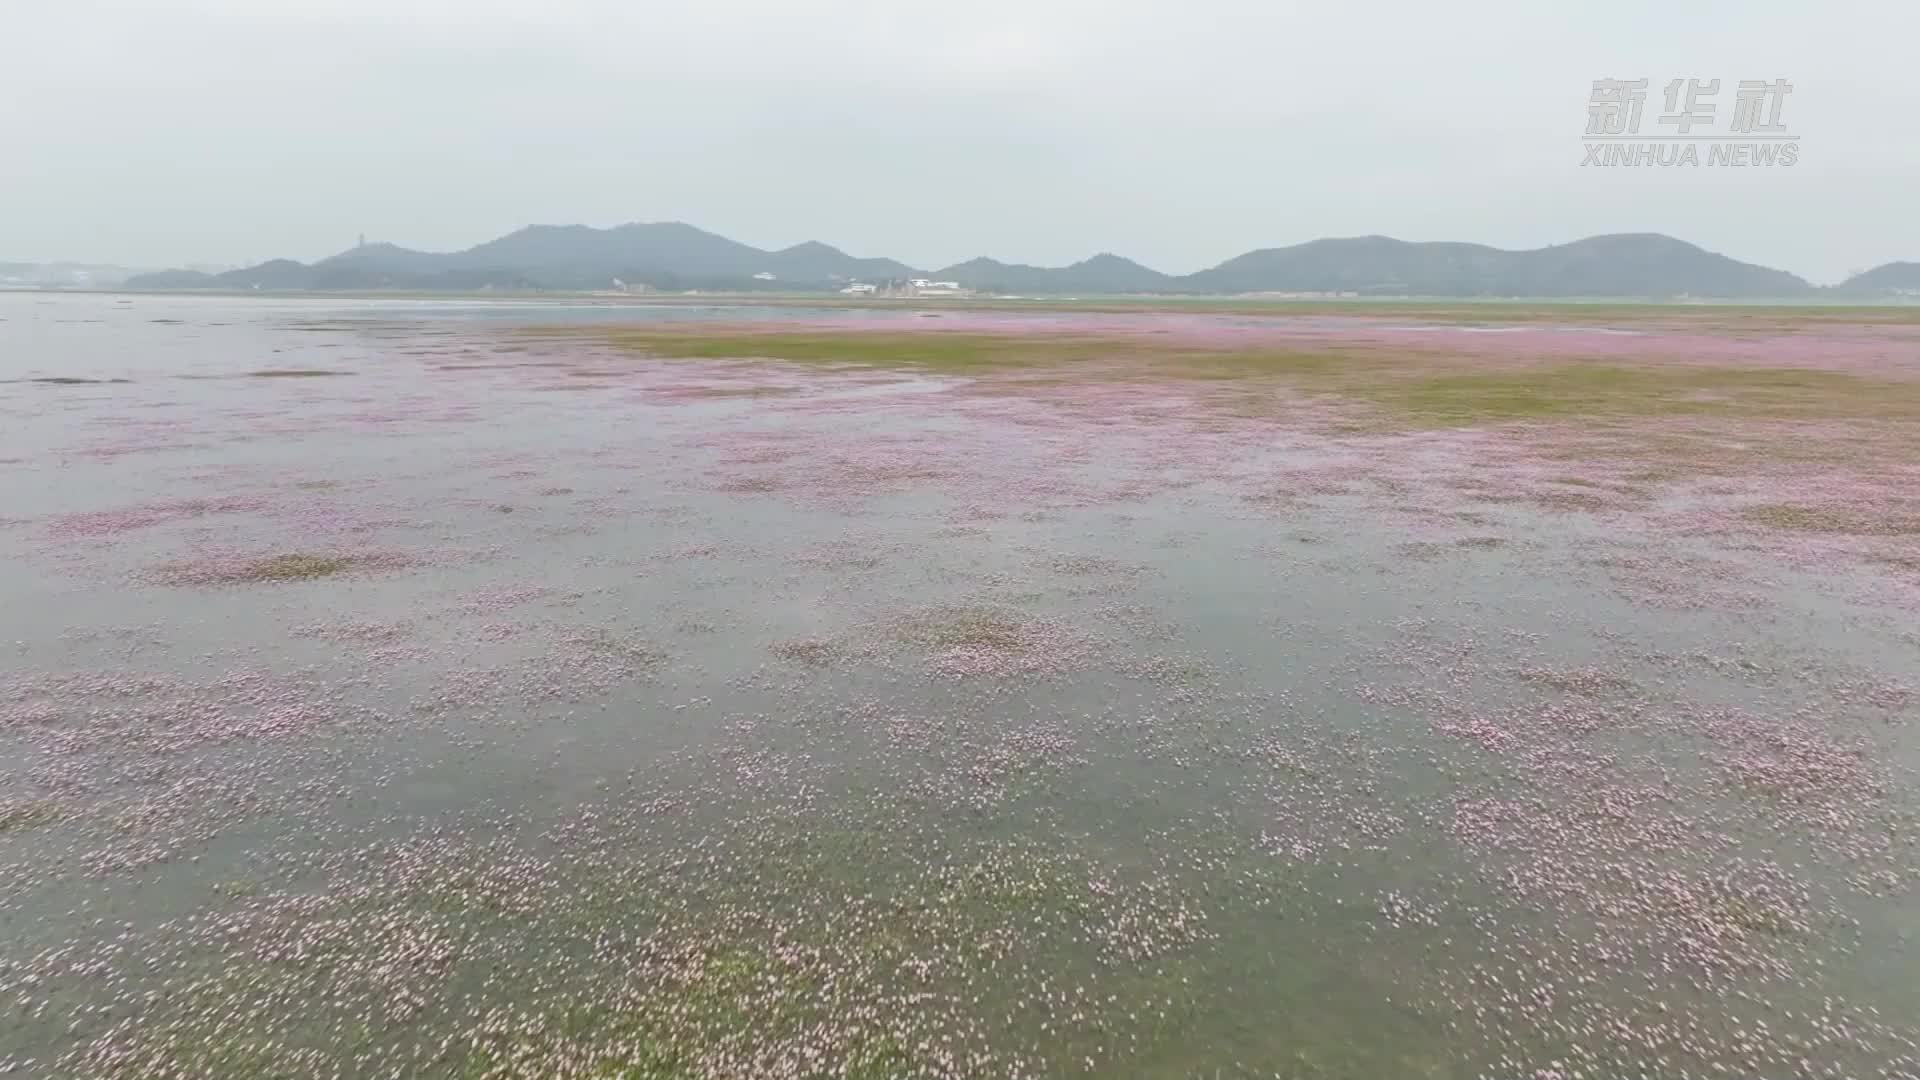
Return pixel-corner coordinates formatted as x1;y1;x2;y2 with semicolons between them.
7;285;1918;316
9;288;1920;330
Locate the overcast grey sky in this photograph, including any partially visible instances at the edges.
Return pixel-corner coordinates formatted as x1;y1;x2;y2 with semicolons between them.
3;0;1915;283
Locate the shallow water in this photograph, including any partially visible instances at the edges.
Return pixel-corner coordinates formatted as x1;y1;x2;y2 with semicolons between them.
1;292;1916;1079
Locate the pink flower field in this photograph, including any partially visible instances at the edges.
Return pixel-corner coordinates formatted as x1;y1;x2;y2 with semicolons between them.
1;290;1918;1080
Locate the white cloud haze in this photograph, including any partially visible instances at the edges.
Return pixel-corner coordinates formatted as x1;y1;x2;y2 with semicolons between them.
3;0;1915;282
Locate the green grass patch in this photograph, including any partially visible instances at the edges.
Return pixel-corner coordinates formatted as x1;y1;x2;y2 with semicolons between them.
1350;364;1905;426
152;551;365;587
243;553;357;581
1742;503;1920;536
769;637;841;666
891;603;1035;650
562;326;1920;422
586;329;1105;373
663;384;800;398
0;799;63;834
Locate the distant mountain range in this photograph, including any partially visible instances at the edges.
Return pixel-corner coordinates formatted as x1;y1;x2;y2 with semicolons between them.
115;222;1918;299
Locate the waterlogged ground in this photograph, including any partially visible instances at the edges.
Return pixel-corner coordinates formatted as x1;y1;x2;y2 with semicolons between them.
3;291;1920;1079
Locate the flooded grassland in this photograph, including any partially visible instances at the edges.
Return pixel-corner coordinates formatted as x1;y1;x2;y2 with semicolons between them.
2;292;1919;1079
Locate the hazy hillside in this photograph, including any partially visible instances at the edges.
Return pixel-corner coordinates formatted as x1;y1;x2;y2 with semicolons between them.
131;223;918;292
458;223;762;278
314;242;454;276
762;241;916;284
1835;262;1920;296
121;268;219;289
931;254;1172;293
2;261;154;287
126;222;1849;298
1180;234;1812;298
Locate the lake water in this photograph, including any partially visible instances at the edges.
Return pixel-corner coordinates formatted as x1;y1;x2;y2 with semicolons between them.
2;291;1916;1079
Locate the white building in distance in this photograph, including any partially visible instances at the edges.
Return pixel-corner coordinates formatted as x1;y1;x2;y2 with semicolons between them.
907;279;967;296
